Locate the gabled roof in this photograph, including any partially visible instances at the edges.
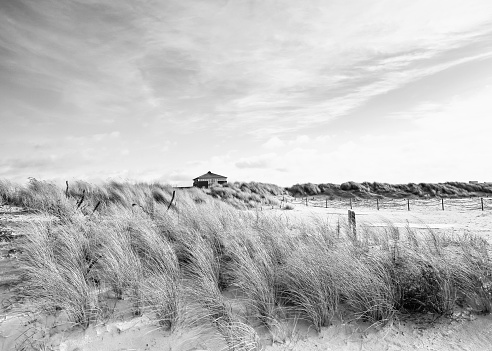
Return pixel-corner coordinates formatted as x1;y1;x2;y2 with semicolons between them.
193;171;227;180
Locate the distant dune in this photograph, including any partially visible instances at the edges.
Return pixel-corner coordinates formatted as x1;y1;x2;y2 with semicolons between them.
286;181;492;199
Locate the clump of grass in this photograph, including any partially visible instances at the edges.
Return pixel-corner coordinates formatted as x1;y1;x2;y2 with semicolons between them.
361;225;492;317
0;179;19;204
337;250;397;322
141;271;182;331
436;234;492;313
388;244;455;315
278;243;339;331
18;219;101;328
206;181;284;209
229;230;280;327
182;230;260;349
96;218;144;304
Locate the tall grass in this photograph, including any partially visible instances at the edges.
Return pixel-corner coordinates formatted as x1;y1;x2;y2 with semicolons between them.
18;217;101;327
3;179;491;349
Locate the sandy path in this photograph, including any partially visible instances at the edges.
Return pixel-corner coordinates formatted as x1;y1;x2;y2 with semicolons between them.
269;202;492;242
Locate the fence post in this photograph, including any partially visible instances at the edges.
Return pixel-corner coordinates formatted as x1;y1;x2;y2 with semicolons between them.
305;197;308;206
325;198;328;208
337;217;340;238
441;198;444;211
348;210;356;238
167;190;176;211
481;197;484;211
377;198;379;210
350;198;352;209
407;198;410;211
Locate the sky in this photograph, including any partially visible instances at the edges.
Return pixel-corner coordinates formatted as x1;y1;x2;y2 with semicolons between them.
1;0;492;187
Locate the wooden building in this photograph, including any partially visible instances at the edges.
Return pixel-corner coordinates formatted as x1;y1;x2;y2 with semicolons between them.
193;171;227;188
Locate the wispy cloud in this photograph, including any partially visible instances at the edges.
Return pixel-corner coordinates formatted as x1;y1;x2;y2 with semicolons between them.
235;153;277;169
1;0;492;183
213;28;492;137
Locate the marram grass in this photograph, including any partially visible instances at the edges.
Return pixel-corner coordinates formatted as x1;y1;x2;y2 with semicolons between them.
2;179;490;349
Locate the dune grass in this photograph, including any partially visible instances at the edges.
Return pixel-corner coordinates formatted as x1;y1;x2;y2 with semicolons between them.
287;181;492;198
2;179;491;349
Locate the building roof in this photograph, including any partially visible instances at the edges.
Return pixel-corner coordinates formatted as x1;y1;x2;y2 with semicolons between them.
193;171;227;180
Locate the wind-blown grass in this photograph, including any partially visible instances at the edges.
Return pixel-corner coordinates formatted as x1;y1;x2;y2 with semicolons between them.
2;178;491;349
18;217;101;327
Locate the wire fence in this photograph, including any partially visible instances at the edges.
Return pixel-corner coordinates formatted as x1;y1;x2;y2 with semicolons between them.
279;195;492;211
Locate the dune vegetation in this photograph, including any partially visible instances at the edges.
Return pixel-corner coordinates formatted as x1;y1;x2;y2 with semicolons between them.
1;178;492;350
286;181;492;198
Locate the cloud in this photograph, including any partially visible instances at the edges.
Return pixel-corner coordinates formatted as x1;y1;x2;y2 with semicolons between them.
2;0;492;183
291;135;310;145
235;153;277;169
0;157;54;174
65;132;121;145
262;136;285;149
216;40;492;138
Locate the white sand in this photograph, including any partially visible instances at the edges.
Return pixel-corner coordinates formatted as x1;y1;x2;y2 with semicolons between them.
270;201;492;242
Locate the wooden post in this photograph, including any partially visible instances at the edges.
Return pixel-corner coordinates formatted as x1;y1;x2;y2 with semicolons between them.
407;198;410;211
348;210;356;238
377;198;379;210
441;198;444;211
305;197;308;206
65;181;69;198
92;201;101;214
350;198;352;209
167;190;176;211
325;198;328;208
337;216;340;238
481;197;484;211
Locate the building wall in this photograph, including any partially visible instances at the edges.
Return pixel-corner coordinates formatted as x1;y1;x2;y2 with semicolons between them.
193;179;227;188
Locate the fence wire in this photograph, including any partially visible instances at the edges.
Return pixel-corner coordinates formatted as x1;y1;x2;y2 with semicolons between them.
280;195;492;212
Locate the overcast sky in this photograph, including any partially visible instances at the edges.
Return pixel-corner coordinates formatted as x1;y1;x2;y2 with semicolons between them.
1;0;492;186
